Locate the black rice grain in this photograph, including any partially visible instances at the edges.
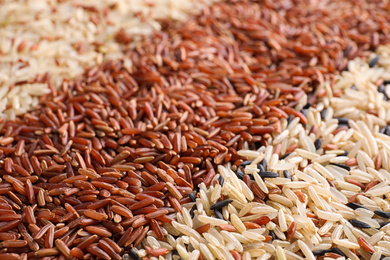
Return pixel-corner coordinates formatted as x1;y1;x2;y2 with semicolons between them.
337;151;349;157
214;210;225;220
379;85;389;101
210;199;233;210
257;163;265;173
374;210;390;219
189;204;197;219
287;115;293;125
303;103;311;109
331;248;346;257
313;249;332;256
235;169;245;180
329;163;351;171
369;55;380;68
380;222;390;228
269;230;276;240
189;193;197;202
336;117;350;127
128;250;140;260
346;202;369;210
218;175;224;186
260;159;267;171
240;160;252;166
259;171;279;179
314;139;322;150
320;109;327;119
283;170;292;180
349;219;371;229
279;152;291;160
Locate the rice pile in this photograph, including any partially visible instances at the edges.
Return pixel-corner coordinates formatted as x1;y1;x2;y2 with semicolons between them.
135;45;390;260
0;0;215;120
1;0;390;259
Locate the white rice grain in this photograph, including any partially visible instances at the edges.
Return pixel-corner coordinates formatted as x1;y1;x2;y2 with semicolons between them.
332;239;360;249
230;214;246;233
198;215;228;226
199;243;214;260
188;250;200;260
297;240;315;260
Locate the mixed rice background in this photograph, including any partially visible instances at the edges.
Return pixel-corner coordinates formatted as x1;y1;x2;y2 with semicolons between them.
0;0;215;120
2;0;390;260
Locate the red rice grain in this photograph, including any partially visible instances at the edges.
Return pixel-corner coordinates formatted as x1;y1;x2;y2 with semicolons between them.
86;244;110;260
357;236;375;254
70;248;84;259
